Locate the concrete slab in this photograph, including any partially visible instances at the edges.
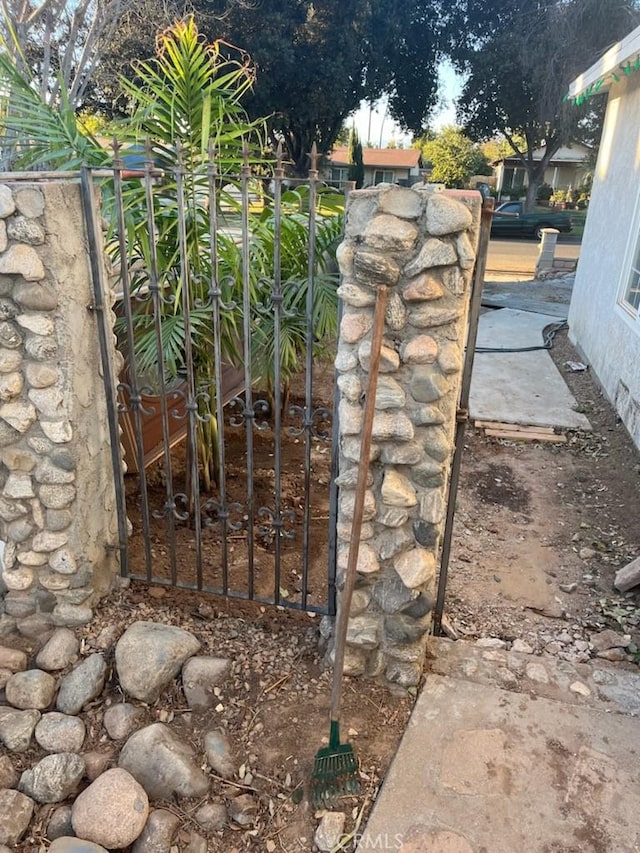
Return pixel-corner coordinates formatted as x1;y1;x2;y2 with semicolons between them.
481;278;573;319
469;308;591;430
357;672;640;853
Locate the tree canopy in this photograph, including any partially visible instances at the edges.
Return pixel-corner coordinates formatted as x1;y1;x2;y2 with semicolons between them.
0;0;135;108
90;0;446;174
347;127;364;188
449;0;640;208
417;125;490;187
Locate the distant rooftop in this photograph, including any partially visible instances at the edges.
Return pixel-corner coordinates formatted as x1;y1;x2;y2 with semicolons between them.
328;147;421;168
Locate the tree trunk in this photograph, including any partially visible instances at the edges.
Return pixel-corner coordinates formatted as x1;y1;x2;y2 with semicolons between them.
524;181;539;212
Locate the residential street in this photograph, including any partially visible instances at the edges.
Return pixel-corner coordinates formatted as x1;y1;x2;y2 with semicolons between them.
487;237;580;275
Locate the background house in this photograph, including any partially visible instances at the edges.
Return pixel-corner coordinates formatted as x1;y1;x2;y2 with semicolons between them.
567;24;640;450
493;143;592;199
325;147;423;188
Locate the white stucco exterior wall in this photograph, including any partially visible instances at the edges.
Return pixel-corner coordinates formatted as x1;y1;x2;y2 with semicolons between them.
568;74;640;449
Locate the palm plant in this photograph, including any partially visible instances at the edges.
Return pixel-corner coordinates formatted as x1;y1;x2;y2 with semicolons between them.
249;185;344;406
0;17;344;491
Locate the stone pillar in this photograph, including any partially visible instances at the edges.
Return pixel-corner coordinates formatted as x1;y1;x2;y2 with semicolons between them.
333;185;481;688
0;181;121;637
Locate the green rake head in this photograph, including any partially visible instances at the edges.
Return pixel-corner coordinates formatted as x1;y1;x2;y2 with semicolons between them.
310;722;361;808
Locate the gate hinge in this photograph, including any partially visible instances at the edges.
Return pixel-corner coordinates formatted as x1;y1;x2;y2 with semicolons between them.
456;407;469;423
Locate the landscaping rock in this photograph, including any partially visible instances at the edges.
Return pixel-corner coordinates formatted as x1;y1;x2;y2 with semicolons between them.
0;645;27;671
590;629;630;653
614;555;640;592
48;839;108;853
314;811;346;852
511;639;533;654
0;788;34;846
194;801;227;832
6;668;57;709
56;654;106;715
0;754;18;788
36;628;79;671
132;808;180;853
181;656;231;712
115;621;201;702
35;712;86;753
81;751;110;781
118;723;209;800
47;805;74;840
187;831;207;853
103;703;143;740
71;767;149;849
228;793;258;827
19;753;85;803
203;728;236;779
476;637;508;650
0;707;40;751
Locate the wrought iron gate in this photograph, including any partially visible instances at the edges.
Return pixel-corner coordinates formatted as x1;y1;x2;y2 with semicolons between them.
81;144;344;615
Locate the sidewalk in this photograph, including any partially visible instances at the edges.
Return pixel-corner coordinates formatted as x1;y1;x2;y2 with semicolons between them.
357;638;640;853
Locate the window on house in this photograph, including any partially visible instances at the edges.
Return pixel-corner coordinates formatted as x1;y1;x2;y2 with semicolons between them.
374;170;395;184
331;167;349;184
622;236;640;315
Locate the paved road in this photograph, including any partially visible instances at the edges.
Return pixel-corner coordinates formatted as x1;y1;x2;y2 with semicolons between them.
487;237;580;275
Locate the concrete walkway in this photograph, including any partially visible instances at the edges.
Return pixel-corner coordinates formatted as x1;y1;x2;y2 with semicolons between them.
357;639;640;853
469;308;591;431
482;277;573;319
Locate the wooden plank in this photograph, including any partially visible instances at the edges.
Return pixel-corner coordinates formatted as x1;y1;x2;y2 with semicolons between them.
484;428;567;444
475;420;557;435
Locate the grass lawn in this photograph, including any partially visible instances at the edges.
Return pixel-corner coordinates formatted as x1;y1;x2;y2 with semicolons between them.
569;208;587;239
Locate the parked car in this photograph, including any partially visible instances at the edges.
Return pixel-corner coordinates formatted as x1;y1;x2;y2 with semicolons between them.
491;201;573;240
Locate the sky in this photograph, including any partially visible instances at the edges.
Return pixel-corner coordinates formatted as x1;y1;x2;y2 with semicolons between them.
352;60;464;147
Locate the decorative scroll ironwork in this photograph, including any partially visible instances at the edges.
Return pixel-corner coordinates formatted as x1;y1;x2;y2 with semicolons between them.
288;404;332;440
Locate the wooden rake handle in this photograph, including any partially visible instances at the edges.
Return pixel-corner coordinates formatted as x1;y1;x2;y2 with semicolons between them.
330;285;388;722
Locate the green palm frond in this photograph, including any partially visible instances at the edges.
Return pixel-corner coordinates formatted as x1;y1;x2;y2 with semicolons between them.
0;50;106;170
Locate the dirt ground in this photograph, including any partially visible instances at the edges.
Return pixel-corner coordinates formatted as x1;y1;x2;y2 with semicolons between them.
447;326;640;652
12;325;640;852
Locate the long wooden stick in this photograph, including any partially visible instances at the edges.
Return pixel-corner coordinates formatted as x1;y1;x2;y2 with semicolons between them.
330;285;388;721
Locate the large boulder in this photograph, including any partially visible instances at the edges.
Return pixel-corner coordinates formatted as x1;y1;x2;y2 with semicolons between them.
71;768;149;849
56;655;106;715
115;622;200;703
118;723;209;800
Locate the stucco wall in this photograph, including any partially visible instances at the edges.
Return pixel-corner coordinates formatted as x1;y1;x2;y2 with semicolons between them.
568;74;640;449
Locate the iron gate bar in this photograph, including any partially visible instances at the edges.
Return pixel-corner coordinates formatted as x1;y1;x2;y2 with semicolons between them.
174;144;204;586
206;144;231;595
79;167;130;577
143;142;181;585
111;143;153;571
301;144;319;610
240;144;256;598
271;144;285;606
